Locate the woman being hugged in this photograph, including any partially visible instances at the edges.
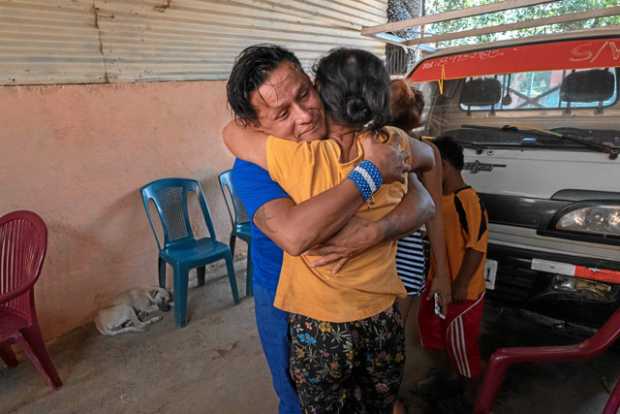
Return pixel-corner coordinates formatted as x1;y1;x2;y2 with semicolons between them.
389;79;452;340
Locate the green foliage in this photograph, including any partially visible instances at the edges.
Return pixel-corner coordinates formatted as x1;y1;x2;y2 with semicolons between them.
421;0;620;47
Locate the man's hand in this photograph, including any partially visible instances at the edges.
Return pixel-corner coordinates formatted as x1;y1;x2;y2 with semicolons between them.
360;134;411;184
304;217;380;273
408;138;435;173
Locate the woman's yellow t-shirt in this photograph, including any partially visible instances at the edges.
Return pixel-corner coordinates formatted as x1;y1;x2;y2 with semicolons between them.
265;126;410;322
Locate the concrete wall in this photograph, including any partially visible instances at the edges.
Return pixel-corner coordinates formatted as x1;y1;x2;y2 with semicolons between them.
0;80;237;340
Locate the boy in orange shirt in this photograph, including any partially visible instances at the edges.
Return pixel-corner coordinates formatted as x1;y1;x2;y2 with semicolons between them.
418;136;489;403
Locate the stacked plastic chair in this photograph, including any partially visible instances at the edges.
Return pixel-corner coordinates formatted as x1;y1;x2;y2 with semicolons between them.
218;170;253;296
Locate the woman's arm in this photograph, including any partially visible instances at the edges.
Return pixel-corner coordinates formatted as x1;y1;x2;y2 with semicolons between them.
408;137;435;173
304;172;435;270
421;143;452;313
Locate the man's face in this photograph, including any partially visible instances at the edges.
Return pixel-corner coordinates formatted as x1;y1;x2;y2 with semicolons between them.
250;61;326;142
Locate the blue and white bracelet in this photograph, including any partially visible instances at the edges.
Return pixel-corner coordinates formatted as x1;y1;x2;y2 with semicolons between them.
347;160;383;202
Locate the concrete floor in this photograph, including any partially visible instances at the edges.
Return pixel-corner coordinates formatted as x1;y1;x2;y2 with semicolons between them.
402;300;620;414
1;271;618;414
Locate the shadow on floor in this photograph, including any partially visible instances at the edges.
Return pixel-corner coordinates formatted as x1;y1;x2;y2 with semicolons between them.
0;272;277;414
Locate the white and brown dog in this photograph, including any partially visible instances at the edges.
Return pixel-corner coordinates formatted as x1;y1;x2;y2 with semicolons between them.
95;287;172;336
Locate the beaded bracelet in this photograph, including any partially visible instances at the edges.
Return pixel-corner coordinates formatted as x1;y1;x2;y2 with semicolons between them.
347;160;383;202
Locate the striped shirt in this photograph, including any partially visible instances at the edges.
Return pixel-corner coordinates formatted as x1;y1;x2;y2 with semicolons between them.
396;230;429;296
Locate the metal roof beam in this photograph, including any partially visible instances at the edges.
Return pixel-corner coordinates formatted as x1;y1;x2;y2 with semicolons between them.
362;0;554;36
403;5;620;46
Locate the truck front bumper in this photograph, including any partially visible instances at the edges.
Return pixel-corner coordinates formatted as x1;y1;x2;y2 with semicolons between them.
486;243;620;328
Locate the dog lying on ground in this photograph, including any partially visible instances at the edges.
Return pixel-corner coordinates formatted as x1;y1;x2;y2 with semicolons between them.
95;287;172;336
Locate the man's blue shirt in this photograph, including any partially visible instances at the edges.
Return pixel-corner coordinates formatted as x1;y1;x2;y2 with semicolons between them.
231;158;287;292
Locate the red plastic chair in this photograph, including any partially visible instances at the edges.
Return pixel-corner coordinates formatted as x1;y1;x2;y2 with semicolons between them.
475;308;620;414
0;211;62;389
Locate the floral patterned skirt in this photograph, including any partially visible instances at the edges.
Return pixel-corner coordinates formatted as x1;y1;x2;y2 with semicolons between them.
289;304;405;414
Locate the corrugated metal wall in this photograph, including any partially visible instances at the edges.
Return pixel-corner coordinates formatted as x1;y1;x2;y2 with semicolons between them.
0;0;387;85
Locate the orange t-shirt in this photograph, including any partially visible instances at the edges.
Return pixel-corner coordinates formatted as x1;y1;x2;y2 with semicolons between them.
430;186;488;300
265;126;411;322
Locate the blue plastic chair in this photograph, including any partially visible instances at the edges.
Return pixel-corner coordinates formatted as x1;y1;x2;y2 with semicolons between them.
140;178;240;327
218;170;253;296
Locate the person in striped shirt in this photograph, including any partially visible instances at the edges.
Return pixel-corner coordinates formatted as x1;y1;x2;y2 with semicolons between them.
389;79;452;336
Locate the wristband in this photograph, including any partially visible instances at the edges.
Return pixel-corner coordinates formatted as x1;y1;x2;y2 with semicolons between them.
347;160;383;202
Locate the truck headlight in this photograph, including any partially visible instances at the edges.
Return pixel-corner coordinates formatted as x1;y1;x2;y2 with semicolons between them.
556;205;620;237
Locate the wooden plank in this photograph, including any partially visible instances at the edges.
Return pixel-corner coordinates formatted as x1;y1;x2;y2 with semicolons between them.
362;0;554;35
404;6;620;46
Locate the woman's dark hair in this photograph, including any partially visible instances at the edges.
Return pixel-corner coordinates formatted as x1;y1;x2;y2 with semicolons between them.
434;135;464;171
390;79;425;131
313;48;391;131
227;44;303;126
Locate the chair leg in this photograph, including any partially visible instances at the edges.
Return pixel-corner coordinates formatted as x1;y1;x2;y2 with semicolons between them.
196;266;206;287
0;342;18;368
229;233;237;260
18;325;62;389
474;355;510;414
224;252;240;305
245;243;253;297
173;265;190;328
158;257;166;289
